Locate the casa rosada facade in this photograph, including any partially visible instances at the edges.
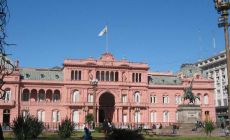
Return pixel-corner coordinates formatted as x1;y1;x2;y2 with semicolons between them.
0;53;216;129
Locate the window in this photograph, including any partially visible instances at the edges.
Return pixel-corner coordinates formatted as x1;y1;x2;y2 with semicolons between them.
150;111;157;123
150;95;156;104
196;94;201;105
163;95;169;104
71;70;74;80
37;110;45;122
106;71;109;81
163;111;169;122
204;94;209;104
115;72;119;81
72;90;80;102
22;89;29;101
96;71;100;80
218;99;221;106
22;110;29;118
4;89;11;101
224;99;228;106
88;94;93;103
175;95;181;104
41;74;45;78
122;95;127;103
132;73;142;83
53;90;60;102
73;110;79;123
71;70;82;80
134;92;140;103
101;71;105;81
176;111;179;122
52;110;60;122
134;111;141;123
110;72;114;81
38;90;45;102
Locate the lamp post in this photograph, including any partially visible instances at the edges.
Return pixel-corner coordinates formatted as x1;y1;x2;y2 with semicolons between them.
214;0;230;122
90;78;98;128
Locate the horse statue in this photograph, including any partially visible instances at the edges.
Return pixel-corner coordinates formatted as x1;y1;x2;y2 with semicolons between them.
183;79;200;104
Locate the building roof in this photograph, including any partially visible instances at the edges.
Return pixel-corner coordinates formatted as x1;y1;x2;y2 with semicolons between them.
148;75;182;85
19;68;63;81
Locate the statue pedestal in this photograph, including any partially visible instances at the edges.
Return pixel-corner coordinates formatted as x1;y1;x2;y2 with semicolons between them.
177;105;201;124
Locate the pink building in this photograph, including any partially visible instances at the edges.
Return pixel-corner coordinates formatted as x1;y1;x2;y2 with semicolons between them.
0;53;215;129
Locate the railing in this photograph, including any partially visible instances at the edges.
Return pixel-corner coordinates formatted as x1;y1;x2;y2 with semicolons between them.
21;101;62;106
0;100;15;106
63;102;84;106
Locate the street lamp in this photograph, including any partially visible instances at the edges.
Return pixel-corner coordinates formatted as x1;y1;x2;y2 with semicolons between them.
90;78;98;128
214;0;230;122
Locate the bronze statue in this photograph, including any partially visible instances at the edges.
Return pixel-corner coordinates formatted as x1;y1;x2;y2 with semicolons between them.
183;79;200;104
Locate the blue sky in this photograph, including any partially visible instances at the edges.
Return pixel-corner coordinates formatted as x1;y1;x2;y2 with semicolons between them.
6;0;225;72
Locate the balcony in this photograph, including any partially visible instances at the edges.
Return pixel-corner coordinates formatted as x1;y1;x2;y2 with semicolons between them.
0;100;15;106
116;102;130;107
21;101;62;106
130;102;147;107
64;102;84;106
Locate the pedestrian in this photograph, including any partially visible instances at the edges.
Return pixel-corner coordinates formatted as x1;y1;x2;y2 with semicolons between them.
82;127;92;140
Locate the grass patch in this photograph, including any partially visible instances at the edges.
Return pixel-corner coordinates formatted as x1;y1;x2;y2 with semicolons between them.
3;131;230;140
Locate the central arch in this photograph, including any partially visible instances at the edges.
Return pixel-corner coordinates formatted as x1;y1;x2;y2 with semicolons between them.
99;92;115;123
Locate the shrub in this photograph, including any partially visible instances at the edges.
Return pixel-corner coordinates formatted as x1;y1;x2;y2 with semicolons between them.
107;129;144;140
204;119;215;136
11;115;44;140
85;113;93;123
58;118;75;138
95;123;103;133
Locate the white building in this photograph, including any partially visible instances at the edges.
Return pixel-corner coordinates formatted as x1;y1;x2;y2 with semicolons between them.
195;51;228;121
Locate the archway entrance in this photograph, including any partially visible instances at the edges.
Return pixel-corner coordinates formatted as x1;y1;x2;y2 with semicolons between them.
99;92;115;123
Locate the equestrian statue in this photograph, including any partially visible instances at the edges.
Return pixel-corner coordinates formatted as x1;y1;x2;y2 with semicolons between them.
183;79;200;104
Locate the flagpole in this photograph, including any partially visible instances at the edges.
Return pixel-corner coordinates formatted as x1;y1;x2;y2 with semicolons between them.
106;26;109;53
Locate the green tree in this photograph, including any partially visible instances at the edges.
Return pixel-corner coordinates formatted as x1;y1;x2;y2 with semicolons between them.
204;119;215;137
11;115;44;140
58;118;75;138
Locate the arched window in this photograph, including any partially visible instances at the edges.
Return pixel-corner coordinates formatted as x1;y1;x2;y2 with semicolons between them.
73;110;79;123
204;94;209;104
196;93;201;105
53;90;60;102
134;92;140;103
163;111;169;122
38;89;45;102
37;110;45;122
4;88;11;101
22;89;29;101
72;90;80;102
88;94;93;102
52;110;60;122
150;111;157;123
134;111;141;123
